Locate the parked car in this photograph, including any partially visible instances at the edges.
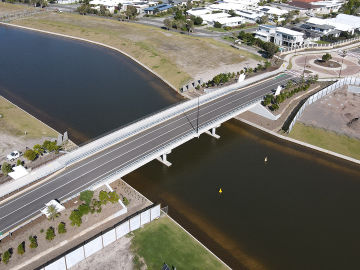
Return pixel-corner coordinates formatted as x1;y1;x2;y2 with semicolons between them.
7;151;20;161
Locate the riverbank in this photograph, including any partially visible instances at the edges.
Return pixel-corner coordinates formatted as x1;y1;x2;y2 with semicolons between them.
6;11;262;90
0;95;58;163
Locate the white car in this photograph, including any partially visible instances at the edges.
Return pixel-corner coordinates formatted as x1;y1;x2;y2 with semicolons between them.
7;151;20;161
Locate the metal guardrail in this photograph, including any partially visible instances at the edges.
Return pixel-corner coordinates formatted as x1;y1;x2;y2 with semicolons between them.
288;77;360;132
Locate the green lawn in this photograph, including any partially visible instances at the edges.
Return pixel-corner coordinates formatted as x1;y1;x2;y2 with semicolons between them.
131;216;228;270
289;123;360;160
315;40;331;44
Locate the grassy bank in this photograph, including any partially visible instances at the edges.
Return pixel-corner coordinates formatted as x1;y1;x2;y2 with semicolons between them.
0;2;34;16
131;216;228;270
0;96;58;139
289;123;360;160
12;12;262;89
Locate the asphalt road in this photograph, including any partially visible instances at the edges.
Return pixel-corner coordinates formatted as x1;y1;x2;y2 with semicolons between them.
0;74;294;234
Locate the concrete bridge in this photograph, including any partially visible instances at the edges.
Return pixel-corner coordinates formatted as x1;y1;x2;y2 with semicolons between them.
0;73;294;236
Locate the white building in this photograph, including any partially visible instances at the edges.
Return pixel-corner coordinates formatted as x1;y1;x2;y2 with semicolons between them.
255;24;277;42
257;6;288;17
199;12;231;25
274;27;304;47
307;14;360;34
187;7;211;17
216;16;245;27
309;0;343;14
236;10;264;22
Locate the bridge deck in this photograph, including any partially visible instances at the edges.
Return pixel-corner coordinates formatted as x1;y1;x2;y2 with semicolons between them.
0;74;293;234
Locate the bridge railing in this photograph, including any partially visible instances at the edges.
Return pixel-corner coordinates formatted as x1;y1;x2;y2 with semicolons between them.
0;78;255;198
288;77;360;133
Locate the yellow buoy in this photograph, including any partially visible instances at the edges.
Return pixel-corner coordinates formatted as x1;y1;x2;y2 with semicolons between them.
219;188;222;194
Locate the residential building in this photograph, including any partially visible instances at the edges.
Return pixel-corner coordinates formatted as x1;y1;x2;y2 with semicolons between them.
144;3;173;14
199;12;231;25
255;24;276;41
307;14;360;34
274;27;304;47
256;6;288;17
236;10;264;22
216;16;245;27
187;7;211;17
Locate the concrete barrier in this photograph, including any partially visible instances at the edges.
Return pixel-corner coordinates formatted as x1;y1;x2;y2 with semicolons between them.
102;228;116;247
65;246;85;268
44;257;66;270
84;236;103;258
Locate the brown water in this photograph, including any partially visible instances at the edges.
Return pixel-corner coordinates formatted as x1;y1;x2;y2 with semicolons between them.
2;25;360;270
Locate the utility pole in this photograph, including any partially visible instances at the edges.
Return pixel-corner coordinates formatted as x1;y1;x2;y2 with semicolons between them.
339;51;346;78
196;96;200;135
302;55;307;78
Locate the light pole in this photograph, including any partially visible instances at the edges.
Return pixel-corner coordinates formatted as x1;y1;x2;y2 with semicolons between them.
338;51;347;78
302;55;307;78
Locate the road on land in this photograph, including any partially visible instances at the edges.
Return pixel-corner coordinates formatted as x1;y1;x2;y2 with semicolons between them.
0;74;294;234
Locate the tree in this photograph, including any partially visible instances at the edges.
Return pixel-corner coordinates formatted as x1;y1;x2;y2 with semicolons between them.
58;222;67;234
164;18;172;30
69;210;82;227
78;204;90;216
99;5;107;15
322;53;332;62
46;205;60;221
193;16;203;25
186;20;194;33
228;9;236;17
109;191;120;203
262;42;279;58
125;5;137;19
257;15;269;24
80;190;94;205
186;0;192;10
99;190;109;205
214;21;222;28
46;227;55;241
17;242;25;255
16;159;22;166
174;9;184;20
2;162;13;176
24;149;37;161
42;140;60;153
29;236;38;248
2;250;10;264
122;196;129;206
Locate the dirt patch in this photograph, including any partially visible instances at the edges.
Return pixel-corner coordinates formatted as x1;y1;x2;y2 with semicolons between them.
71;235;135;270
298;85;360;139
314;59;341;68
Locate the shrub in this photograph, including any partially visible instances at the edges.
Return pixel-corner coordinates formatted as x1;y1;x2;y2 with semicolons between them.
16;159;22;166
46;205;60;220
24;149;37;161
29;236;38;248
58;222;67;234
2;250;10;264
69;210;82;227
80;190;94;205
42;140;60;153
40;229;44;233
214;21;222;28
2;162;13;176
322;53;332;62
33;144;44;155
109;191;120;203
194;16;203;25
123;196;129;206
46;227;55;241
17;242;25;255
99;190;109;205
78;204;90;216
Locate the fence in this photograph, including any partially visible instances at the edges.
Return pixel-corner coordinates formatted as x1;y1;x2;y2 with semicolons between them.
288;77;360;133
279;37;360;55
0;10;48;22
36;204;160;270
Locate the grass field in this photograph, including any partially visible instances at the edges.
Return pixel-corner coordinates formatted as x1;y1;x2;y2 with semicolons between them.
13;12;262;89
131;216;228;270
0;96;58;139
0;2;34;16
289;123;360;160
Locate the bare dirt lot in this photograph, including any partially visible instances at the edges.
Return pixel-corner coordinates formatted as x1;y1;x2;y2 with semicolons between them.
298;85;360;139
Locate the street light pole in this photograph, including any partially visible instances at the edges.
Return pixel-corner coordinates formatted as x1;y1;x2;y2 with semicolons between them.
339;51;346;78
302;55;307;78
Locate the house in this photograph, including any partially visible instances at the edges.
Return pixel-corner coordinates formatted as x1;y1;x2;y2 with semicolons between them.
257;6;288;17
216;16;245;27
307;14;360;34
144;3;173;14
274;27;304;47
236;10;264;22
199;12;231;25
289;0;343;14
187;7;211;17
255;24;277;42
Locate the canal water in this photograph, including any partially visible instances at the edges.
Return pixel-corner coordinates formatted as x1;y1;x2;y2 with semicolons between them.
1;25;360;270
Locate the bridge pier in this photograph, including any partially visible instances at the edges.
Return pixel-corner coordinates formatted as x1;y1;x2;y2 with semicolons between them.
205;126;220;139
157;152;172;167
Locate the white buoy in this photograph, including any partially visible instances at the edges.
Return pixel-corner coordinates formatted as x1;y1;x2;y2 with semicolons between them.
264;156;268;163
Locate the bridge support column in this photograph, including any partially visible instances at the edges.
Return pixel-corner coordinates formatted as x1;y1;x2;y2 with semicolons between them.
205;126;220;139
157;151;172;167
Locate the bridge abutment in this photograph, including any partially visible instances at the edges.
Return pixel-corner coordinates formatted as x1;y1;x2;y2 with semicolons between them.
205;125;220;139
157;151;172;167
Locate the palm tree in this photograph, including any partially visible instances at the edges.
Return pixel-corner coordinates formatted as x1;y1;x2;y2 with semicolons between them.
46;205;60;220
